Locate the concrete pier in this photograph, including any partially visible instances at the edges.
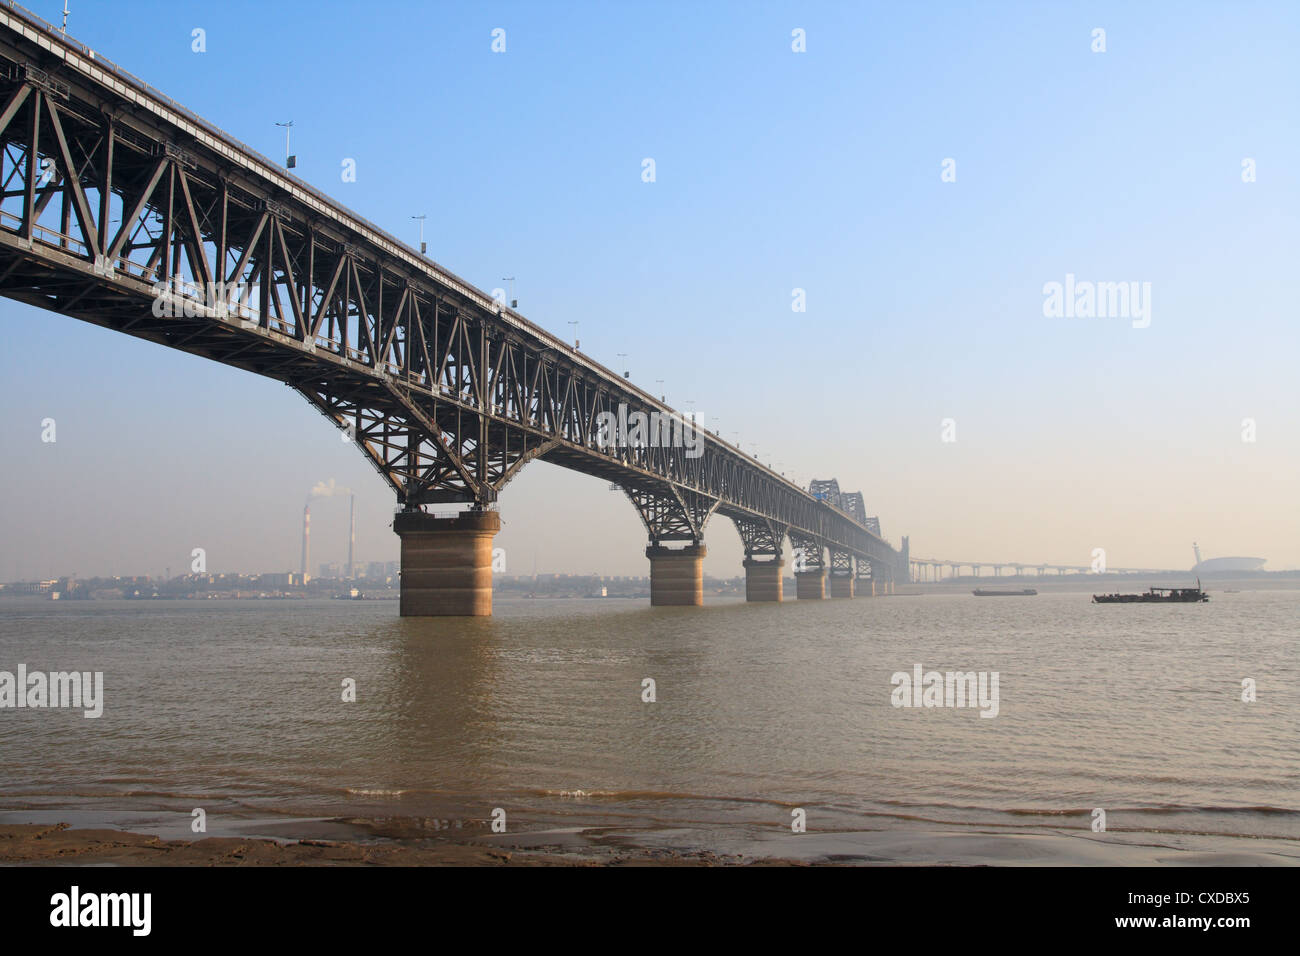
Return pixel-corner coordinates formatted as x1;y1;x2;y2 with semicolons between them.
829;575;855;598
743;557;784;602
646;544;705;606
794;568;826;600
393;510;499;616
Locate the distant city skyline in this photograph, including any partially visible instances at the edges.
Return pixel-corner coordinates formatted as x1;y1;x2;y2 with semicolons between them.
2;1;1297;580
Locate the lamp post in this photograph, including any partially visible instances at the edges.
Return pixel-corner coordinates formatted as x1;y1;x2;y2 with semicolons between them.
275;121;295;168
412;214;426;254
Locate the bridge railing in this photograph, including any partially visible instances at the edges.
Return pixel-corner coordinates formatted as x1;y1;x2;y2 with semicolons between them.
0;207;87;256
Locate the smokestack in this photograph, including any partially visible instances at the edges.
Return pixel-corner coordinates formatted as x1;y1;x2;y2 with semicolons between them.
302;503;311;578
347;495;355;579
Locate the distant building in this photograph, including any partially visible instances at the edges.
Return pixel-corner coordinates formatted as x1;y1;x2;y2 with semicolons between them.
259;572;307;588
1192;543;1266;574
0;580;56;595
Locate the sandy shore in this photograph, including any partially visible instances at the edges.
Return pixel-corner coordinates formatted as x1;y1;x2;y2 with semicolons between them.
3;820;1297;866
0;823;802;866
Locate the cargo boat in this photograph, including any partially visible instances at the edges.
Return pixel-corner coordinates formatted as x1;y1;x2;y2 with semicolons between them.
1093;580;1209;603
972;588;1037;596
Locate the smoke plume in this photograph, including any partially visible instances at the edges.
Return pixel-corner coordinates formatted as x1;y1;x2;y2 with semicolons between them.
308;479;352;502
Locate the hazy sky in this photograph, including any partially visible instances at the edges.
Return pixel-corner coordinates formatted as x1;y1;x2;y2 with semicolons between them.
1;0;1297;580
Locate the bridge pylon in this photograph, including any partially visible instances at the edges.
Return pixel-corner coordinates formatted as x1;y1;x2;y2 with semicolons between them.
734;517;787;602
393;509;499;616
789;533;827;600
854;555;876;596
828;549;855;598
644;543;707;606
626;486;718;606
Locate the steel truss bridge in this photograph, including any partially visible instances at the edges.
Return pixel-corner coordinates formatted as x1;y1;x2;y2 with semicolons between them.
0;5;908;611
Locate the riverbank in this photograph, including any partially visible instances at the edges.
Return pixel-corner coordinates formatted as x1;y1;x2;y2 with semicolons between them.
3;820;1297;867
0;822;797;866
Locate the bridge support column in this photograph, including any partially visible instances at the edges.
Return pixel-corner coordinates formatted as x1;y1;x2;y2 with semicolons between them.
394;510;499;616
828;549;855;598
830;576;855;598
795;569;826;600
743;557;784;602
855;558;875;596
646;544;705;606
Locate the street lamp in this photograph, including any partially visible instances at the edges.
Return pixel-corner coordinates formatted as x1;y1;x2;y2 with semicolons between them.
656;379;665;403
275;121;295;168
412;214;427;254
501;276;517;308
617;353;629;378
567;321;579;349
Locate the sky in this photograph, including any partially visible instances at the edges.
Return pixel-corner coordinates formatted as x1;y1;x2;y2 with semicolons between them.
0;0;1297;580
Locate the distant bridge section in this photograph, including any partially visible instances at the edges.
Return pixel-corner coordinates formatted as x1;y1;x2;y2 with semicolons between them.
910;557;1183;581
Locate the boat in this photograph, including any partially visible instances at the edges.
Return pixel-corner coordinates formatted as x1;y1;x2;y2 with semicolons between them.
972;588;1037;596
1093;579;1209;603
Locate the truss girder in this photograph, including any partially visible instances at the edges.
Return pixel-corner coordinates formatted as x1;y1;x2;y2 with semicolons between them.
788;532;825;572
624;485;719;545
733;516;787;558
830;549;854;576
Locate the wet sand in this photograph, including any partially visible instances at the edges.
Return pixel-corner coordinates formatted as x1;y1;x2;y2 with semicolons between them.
0;823;799;866
3;820;1296;866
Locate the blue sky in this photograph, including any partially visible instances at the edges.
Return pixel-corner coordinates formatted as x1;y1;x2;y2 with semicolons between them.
1;0;1297;579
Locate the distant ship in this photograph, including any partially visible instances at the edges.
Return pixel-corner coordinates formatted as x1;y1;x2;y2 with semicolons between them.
1093;580;1209;604
1192;542;1265;574
972;588;1037;597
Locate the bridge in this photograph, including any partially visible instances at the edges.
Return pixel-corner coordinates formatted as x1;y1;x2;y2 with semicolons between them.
909;558;1180;581
0;5;908;615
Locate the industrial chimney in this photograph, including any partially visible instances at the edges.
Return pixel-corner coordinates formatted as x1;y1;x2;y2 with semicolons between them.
301;503;311;579
347;495;356;579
